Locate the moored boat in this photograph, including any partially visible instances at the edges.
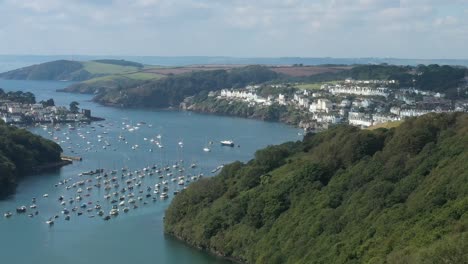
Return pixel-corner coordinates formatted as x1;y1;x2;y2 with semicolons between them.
220;140;234;147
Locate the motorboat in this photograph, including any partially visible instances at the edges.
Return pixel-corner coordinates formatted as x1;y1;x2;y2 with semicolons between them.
16;206;27;213
220;140;235;147
110;209;119;216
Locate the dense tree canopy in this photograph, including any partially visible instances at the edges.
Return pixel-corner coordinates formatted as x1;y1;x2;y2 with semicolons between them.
165;113;468;264
0;121;63;199
0;89;36;104
94;65;280;108
414;64;467;98
40;98;55;107
303;64;467;99
69;101;80;113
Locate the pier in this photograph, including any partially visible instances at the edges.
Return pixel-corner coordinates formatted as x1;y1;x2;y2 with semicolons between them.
61;155;82;161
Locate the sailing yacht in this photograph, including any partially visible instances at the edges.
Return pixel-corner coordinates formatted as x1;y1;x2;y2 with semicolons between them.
203;137;211;152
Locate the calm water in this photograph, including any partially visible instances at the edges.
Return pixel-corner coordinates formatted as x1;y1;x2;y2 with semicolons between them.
0;79;301;264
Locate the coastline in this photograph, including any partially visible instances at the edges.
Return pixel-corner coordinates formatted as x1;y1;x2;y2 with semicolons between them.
32;159;72;173
165;233;243;264
0;159;72;200
5;116;105;126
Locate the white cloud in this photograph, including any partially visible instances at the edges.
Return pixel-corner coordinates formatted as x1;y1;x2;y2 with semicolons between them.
0;0;466;58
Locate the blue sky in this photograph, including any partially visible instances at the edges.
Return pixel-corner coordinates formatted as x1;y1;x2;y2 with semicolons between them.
0;0;467;58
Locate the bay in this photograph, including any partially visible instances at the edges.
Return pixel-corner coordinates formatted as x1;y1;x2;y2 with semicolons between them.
0;79;301;264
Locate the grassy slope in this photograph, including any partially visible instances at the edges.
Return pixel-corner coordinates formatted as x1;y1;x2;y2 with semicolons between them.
83;72;163;84
165;113;468;264
367;121;403;130
81;61;141;75
60;62;164;93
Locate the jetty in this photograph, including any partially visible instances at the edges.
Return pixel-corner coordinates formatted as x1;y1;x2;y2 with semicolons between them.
61;155;83;161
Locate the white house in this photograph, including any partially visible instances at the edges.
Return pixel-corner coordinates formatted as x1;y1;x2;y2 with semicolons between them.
309;99;332;113
278;94;287;105
399;109;432;117
313;113;342;124
329;86;389;97
373;114;401;125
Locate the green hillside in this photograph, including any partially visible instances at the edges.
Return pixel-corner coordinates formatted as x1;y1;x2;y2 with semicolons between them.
93;65;280;108
62;72;163;94
0;121;63;199
82;61;141;75
0;59;149;81
165;113;468;264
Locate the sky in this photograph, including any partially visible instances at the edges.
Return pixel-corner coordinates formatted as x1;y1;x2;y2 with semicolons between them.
0;0;467;59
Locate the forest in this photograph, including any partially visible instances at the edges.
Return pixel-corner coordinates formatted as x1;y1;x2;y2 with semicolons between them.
165;112;468;264
0;89;36;104
0;121;63;199
304;64;467;99
94;65;280;107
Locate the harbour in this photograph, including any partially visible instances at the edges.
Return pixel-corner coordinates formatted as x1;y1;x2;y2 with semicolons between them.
0;79;301;264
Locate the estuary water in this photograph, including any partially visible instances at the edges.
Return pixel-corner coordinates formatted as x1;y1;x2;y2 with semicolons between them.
0;79;301;264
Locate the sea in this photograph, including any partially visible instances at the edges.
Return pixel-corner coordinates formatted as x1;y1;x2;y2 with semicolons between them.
0;70;301;262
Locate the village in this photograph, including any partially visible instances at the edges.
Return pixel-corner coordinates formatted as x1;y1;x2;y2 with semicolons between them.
0;100;97;124
213;79;468;130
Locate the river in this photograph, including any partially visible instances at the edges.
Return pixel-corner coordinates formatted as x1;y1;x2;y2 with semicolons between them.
0;79;301;264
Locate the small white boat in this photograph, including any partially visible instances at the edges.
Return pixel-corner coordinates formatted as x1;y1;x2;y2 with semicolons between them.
43;194;49;198
203;147;210;152
4;212;12;218
110;209;119;216
46;220;54;226
220;140;235;147
160;192;169;199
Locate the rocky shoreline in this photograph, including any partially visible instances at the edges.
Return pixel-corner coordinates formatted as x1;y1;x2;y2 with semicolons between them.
32;159;72;173
165;233;245;264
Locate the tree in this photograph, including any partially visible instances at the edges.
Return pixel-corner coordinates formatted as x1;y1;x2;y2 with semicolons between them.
40;98;55;107
69;101;80;113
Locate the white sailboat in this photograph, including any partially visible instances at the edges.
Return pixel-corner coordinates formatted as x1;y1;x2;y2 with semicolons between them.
203;137;211;152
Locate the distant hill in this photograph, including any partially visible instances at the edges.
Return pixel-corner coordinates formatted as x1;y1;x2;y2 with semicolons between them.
0;59;147;81
0;60;88;81
165;113;468;264
92;59;143;68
